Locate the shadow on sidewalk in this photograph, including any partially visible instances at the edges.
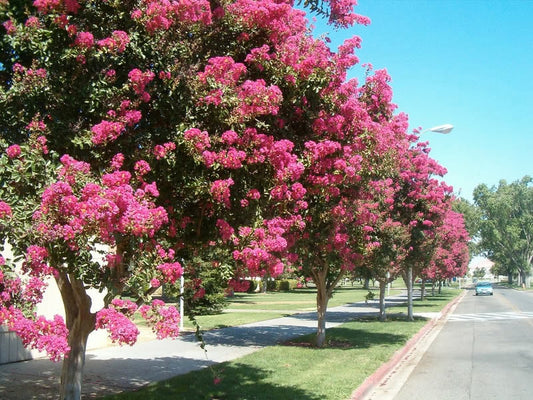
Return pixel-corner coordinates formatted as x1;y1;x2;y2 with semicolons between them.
0;355;214;400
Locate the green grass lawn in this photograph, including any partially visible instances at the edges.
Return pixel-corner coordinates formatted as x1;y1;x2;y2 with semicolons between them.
104;287;461;400
183;284;404;331
102;316;428;400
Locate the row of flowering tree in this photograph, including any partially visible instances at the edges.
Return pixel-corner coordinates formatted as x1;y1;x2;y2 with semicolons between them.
0;1;468;399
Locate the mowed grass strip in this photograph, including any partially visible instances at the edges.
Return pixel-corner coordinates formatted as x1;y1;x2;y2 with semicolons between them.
101;317;426;400
186;285;404;331
103;288;460;400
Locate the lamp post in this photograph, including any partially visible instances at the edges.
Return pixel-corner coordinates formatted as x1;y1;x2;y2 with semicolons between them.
425;124;454;134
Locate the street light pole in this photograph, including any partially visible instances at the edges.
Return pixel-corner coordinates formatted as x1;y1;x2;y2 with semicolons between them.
425;124;454;134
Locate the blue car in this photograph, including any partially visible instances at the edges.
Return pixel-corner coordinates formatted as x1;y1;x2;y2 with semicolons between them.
475;281;494;296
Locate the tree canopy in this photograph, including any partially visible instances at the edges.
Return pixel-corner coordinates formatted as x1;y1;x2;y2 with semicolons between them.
473;176;533;286
0;1;469;399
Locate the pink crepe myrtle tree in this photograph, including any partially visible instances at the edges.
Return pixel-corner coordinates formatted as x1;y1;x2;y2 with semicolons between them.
389;140;456;320
421;206;470;296
0;0;375;398
357;178;411;321
285;65;419;345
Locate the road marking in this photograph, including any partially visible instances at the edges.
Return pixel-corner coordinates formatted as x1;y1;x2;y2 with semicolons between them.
448;311;533;322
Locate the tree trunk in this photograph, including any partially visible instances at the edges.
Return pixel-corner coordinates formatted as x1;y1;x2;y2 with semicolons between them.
363;277;370;290
60;315;93;400
261;275;268;293
56;272;96;400
420;280;425;301
314;267;330;347
407;266;414;321
316;284;328;347
378;281;387;321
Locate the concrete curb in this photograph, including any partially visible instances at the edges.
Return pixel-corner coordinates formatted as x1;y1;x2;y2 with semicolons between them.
349;290;467;400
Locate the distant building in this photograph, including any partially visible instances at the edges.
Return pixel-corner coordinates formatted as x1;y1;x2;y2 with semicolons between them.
468;256;495;280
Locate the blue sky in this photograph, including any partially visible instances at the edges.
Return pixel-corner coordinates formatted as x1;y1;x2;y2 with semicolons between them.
312;0;532;201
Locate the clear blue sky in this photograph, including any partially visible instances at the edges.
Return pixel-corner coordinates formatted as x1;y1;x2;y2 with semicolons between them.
312;0;532;201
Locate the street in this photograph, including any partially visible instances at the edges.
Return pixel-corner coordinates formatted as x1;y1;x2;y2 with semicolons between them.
386;285;533;400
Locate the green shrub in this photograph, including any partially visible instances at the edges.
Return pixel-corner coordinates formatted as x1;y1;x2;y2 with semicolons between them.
246;279;258;293
267;279;277;291
278;279;299;291
164;257;232;316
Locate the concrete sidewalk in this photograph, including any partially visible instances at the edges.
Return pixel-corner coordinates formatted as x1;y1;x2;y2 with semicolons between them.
0;293;431;399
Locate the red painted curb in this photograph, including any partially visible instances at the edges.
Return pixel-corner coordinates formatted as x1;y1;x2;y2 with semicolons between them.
349;290;466;400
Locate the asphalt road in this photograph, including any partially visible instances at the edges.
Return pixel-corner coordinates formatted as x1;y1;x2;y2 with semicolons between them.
392;285;533;400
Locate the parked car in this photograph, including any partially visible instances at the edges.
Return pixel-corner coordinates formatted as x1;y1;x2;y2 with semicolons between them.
475;281;494;296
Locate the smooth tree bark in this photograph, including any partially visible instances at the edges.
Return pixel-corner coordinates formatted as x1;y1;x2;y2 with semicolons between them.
56;273;96;400
378;280;387;321
312;264;345;347
406;266;414;321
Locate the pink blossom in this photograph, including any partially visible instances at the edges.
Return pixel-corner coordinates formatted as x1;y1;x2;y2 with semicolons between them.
97;30;130;53
217;148;246;169
91;120;126;145
134;160;151;176
153;142;175;159
111;153;125;170
0;201;12;218
95;307;139;346
247;189;261;200
128;68;155;95
210;178;234;208
6;144;21;159
24;16;40;28
184;128;211;152
74;31;94;48
216;219;235;242
235;79;283;119
2;20;16;35
157;262;183;284
139;300;180;339
221;130;240;145
198;56;246;86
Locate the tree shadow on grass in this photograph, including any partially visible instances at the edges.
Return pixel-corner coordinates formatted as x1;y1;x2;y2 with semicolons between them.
282;317;426;350
103;362;323;400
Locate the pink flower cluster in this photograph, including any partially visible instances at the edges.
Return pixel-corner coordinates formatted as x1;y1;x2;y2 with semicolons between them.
2;19;16;35
216;219;235;242
139;299;180;339
95;299;140;346
97;30;130;53
210;178;234;208
91;120;125;145
198;56;247;87
184;128;211;152
231;216;303;277
74;31;94;49
227;0;307;44
5;144;21;159
327;0;371;28
235;79;283;120
153;142;176;159
128;68;155;101
23;245;55;277
33;155;168;247
131;0;212;34
33;0;80;15
0;201;12;218
0;305;69;362
228;279;250;293
156;261;183;284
